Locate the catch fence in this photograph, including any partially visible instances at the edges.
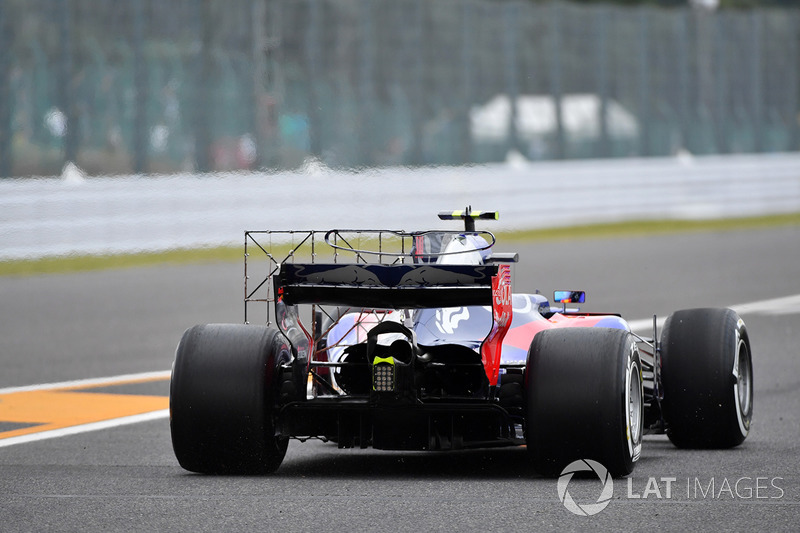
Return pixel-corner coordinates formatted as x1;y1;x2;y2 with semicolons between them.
0;0;798;177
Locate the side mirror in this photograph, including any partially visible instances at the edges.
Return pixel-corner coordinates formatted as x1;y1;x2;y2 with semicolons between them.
553;290;586;304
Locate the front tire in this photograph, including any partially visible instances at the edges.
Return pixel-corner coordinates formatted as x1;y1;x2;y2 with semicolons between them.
525;328;643;477
170;324;291;474
661;308;753;448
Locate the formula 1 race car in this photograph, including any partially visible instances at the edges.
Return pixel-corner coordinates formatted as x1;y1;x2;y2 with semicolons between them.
170;209;753;477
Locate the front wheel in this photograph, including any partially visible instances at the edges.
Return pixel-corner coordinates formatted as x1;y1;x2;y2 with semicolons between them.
525;328;643;477
661;308;753;448
170;324;291;474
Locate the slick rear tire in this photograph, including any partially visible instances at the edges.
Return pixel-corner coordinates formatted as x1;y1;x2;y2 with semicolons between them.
661;308;753;448
525;328;643;477
170;324;291;474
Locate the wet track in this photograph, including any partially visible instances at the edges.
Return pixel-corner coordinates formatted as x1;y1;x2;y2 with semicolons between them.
1;226;799;531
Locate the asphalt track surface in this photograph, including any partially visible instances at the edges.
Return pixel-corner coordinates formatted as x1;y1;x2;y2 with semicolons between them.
1;225;799;531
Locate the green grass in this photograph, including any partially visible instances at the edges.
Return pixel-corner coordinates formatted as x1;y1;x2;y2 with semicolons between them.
0;246;243;277
2;212;798;277
496;211;800;243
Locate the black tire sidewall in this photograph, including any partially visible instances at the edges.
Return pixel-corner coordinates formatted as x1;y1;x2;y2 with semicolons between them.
170;324;290;474
524;328;642;477
661;308;752;448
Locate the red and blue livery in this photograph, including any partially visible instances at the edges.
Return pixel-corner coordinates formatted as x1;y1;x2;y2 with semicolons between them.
170;209;754;477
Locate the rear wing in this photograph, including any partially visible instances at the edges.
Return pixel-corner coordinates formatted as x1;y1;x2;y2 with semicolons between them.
243;229;497;325
278;263;497;308
245;228;513;388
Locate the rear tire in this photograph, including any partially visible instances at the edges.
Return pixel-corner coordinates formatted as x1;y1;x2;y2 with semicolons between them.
525;328;643;477
661;308;753;448
170;324;291;474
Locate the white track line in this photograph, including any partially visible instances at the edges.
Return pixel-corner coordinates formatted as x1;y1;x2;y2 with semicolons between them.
0;370;172;448
730;293;800;317
628;293;800;332
0;410;169;448
1;293;797;447
0;370;171;395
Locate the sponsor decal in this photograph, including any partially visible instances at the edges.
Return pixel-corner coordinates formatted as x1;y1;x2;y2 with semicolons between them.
435;307;471;335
